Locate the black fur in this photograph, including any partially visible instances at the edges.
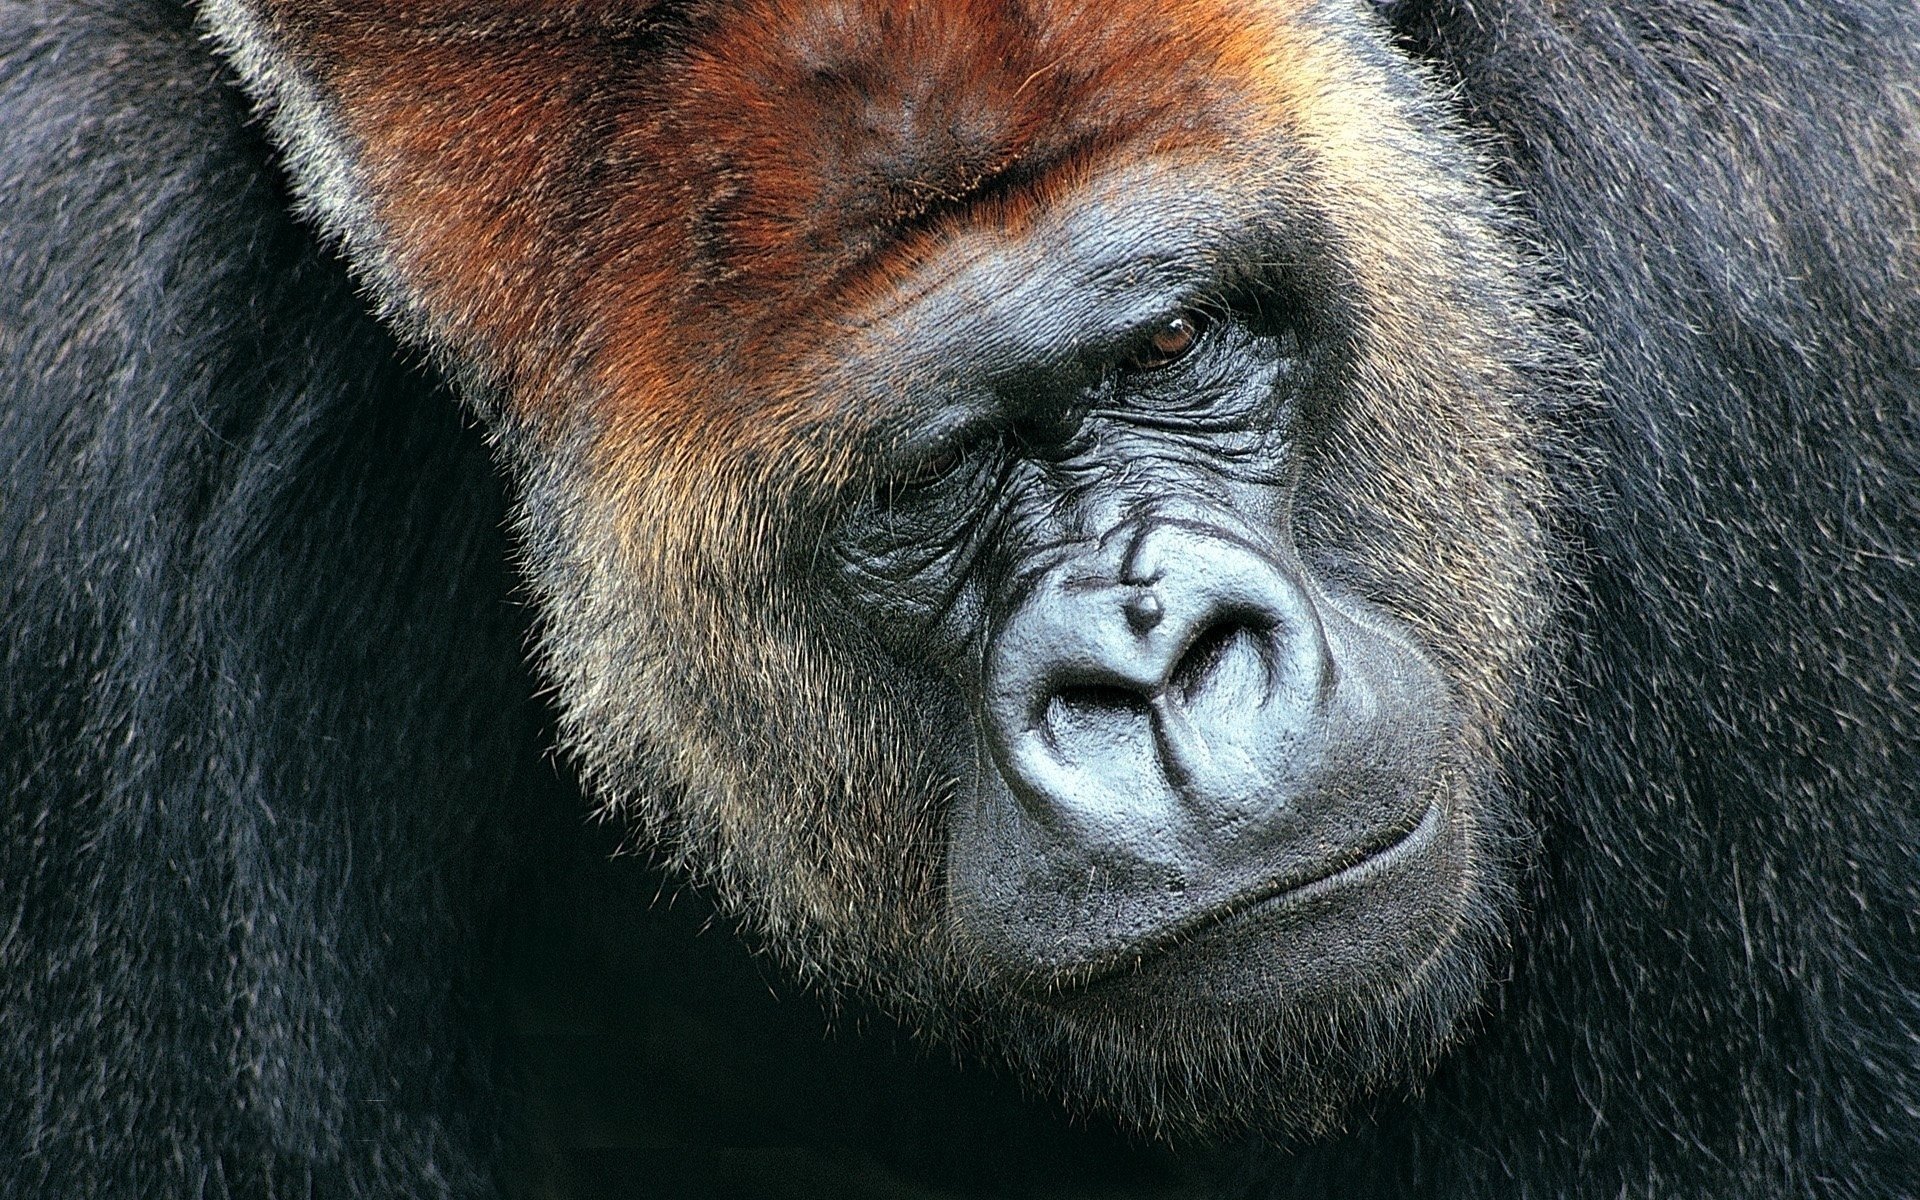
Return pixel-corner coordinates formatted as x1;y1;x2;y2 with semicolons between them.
0;4;556;1194
1354;3;1920;1195
2;2;1915;1198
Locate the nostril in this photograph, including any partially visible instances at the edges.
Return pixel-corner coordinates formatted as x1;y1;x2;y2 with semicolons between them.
1169;617;1275;707
1048;683;1151;720
1042;683;1151;749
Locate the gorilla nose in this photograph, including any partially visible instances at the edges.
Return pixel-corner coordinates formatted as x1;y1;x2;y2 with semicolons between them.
984;521;1335;833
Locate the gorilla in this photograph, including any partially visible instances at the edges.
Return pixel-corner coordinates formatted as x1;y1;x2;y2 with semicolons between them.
2;1;1915;1197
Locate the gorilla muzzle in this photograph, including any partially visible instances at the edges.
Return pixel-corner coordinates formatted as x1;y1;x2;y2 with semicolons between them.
949;511;1453;985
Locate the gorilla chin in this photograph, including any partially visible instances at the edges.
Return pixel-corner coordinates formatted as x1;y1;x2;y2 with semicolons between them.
963;786;1497;1141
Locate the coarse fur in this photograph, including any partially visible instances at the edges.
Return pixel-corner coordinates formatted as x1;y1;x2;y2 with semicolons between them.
203;0;1568;1146
1;3;1915;1200
0;5;553;1194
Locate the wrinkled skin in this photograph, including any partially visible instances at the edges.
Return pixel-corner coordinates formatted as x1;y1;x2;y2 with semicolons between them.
843;295;1462;993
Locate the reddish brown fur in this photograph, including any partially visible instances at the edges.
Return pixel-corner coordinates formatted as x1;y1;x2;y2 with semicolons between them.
243;0;1296;457
238;0;1552;795
232;0;1552;759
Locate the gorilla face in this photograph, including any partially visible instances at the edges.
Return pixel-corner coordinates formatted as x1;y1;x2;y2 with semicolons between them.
797;157;1538;1133
828;183;1467;1008
213;0;1567;1140
522;150;1561;1136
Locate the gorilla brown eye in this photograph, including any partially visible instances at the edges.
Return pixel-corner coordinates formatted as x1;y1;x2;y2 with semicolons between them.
1120;312;1209;373
897;442;968;490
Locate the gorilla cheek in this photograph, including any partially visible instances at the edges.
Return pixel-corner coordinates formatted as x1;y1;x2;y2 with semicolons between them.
946;511;1469;1004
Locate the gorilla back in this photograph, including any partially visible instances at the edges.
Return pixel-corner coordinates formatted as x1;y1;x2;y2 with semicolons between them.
2;2;1915;1198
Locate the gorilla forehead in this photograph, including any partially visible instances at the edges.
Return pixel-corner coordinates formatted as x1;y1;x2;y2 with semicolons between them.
211;0;1379;434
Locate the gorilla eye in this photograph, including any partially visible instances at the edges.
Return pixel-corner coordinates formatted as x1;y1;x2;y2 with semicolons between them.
1119;311;1209;373
898;443;968;489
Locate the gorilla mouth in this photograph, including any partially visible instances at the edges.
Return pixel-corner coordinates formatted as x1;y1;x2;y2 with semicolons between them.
1056;800;1447;992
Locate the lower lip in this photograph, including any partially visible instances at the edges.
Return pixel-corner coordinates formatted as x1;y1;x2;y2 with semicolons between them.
1058;802;1446;989
1250;799;1444;912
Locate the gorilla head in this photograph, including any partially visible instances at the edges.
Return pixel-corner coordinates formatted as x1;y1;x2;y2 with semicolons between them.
214;0;1565;1138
